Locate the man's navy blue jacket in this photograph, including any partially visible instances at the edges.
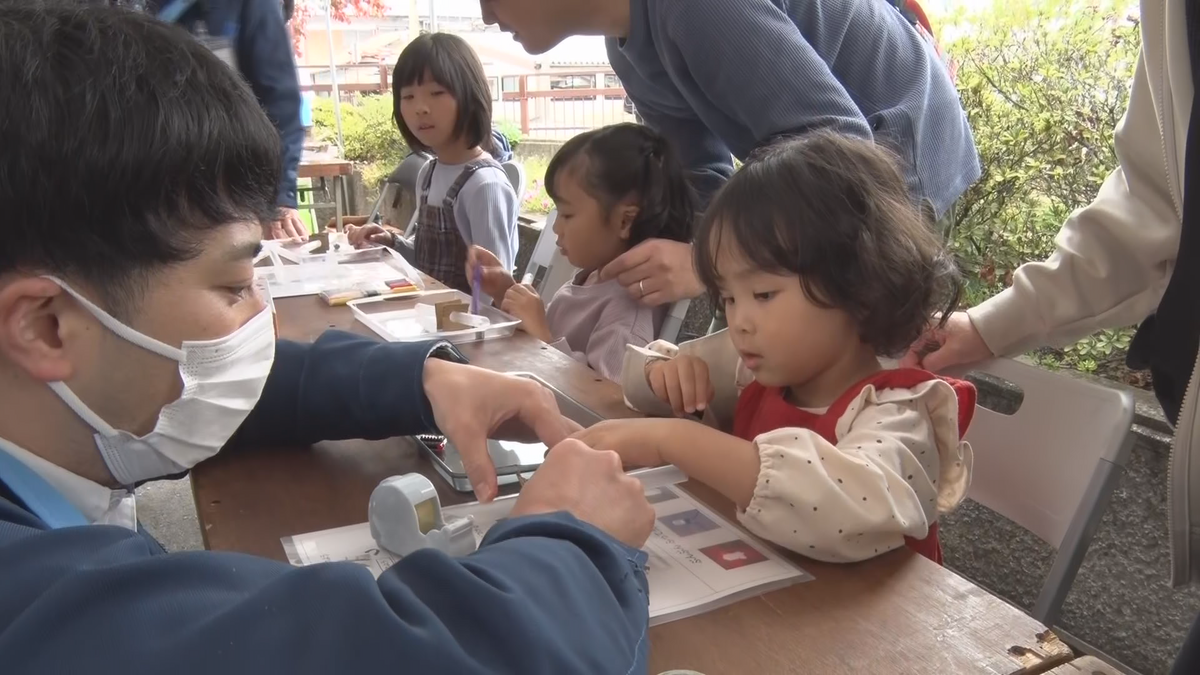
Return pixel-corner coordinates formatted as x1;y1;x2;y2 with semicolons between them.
153;0;304;209
0;331;651;674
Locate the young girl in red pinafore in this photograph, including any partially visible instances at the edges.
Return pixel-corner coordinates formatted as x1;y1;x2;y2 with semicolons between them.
575;133;975;564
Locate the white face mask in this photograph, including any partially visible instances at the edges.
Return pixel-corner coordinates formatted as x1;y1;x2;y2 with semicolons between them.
45;278;276;486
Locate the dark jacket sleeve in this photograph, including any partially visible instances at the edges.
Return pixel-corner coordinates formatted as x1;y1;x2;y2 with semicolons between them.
0;502;651;674
237;0;303;209
229;331;459;449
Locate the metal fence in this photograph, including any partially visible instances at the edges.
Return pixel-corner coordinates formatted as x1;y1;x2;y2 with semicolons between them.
299;65;637;141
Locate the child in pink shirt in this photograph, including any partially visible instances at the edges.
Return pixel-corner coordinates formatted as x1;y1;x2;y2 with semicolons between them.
470;123;694;380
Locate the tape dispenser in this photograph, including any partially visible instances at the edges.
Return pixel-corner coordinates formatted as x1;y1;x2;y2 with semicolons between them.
368;474;477;558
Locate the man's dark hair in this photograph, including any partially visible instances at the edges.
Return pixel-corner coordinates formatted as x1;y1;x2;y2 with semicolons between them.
0;3;280;311
695;132;961;358
391;33;494;156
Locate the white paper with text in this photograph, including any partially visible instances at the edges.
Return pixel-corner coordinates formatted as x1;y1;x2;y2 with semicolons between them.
282;484;812;625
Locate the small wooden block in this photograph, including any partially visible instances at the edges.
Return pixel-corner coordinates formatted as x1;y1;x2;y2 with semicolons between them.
308;231;330;254
435;300;470;331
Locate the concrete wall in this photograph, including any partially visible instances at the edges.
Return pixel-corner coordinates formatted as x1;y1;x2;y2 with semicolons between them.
514;140;563;163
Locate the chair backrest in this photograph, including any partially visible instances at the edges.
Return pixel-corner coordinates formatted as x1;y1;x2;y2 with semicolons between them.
392;152;430;191
501;161;526;202
949;358;1134;625
524;210;577;299
658;299;691;342
365;154;428;229
401;157;433;239
954;358;1133;547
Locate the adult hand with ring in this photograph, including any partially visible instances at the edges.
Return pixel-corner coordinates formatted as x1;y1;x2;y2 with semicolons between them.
600;238;703;306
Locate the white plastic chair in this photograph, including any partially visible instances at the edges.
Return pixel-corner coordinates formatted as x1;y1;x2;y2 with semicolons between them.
501;160;527;203
523;210;577;300
949;358;1135;627
401;154;432;239
658;299;691;342
361;152;428;231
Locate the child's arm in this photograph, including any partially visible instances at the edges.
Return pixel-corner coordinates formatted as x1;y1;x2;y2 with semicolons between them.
456;173;519;271
733;380;971;562
620;329;745;426
583;379;972;563
328;215;372;229
501;284;552;342
467;245;517;303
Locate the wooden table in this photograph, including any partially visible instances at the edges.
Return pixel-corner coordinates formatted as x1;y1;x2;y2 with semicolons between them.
298;155;353;233
192;295;1073;675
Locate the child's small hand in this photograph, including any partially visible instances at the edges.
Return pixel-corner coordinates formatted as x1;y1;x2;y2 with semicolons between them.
466;245;516;300
502;283;552;342
346;223;392;249
646;355;714;416
571;419;675;469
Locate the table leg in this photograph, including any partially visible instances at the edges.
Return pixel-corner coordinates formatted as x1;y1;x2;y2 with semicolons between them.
334;175;344;233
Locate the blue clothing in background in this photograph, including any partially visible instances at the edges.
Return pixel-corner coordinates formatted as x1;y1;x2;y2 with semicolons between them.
0;331;650;674
491;127;514;163
153;0;304;209
607;0;980;215
300;91;315;128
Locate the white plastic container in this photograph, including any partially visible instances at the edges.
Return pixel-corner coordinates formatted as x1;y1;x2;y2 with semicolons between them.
350;289;520;344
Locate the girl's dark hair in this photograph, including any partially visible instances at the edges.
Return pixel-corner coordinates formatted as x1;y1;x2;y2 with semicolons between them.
391;33;492;156
695;132;961;358
545;123;694;247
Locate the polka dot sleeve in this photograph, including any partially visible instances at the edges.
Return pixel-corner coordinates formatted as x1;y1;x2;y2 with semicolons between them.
736;379;972;563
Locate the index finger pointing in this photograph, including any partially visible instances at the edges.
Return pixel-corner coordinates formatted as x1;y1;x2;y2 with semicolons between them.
452;432;499;502
515;386;572;450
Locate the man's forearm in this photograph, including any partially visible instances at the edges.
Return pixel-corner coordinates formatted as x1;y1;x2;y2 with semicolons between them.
228;332;459;450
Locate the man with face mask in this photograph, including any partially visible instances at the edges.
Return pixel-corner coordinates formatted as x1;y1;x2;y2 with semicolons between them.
0;5;656;673
478;0;977;310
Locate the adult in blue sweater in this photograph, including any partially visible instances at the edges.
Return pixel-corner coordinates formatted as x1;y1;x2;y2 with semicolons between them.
106;0;309;241
479;0;980;308
0;6;654;674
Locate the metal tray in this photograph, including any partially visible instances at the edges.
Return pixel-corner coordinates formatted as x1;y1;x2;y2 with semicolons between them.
416;372;604;492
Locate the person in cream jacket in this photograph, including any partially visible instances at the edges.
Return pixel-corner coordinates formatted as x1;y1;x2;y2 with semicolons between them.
904;1;1200;669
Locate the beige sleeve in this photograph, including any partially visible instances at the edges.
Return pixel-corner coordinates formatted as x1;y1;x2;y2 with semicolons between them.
967;52;1181;356
736;379;972;563
620;329;747;427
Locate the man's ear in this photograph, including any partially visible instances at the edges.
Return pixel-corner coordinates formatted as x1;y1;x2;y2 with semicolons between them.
0;277;77;382
615;204;639;241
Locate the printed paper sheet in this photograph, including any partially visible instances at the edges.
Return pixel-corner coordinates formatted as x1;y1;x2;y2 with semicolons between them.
282;484;812;625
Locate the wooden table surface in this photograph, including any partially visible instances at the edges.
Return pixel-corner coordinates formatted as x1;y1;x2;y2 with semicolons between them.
298;155;354;179
192;294;1072;675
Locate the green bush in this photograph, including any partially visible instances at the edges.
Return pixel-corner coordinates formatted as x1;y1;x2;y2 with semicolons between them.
311;94;407;190
943;0;1140;305
495;120;523;151
939;0;1148;386
521;156;554;215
